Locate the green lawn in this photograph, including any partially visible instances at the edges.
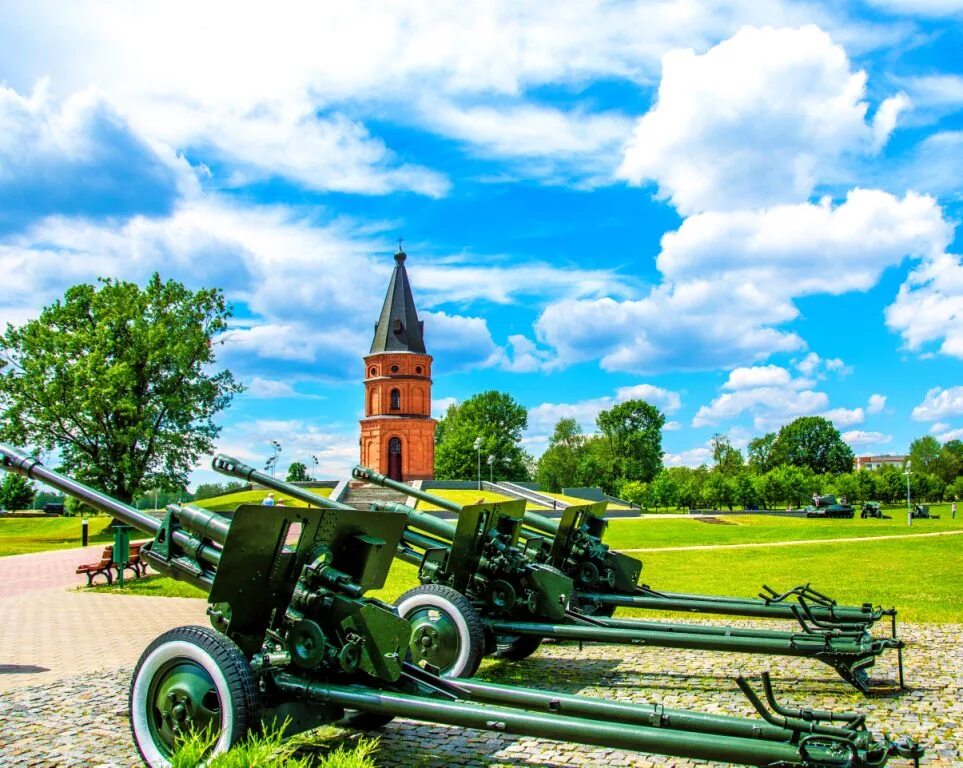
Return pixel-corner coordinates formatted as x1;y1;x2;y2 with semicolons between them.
414;488;549;511
0;516;115;557
191;487;333;512
77;511;963;623
602;508;963;550
91;573;208;598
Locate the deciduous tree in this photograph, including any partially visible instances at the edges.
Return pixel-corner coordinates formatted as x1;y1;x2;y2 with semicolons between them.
0;275;242;504
0;472;34;511
595;400;665;484
770;417;854;475
286;461;309;482
434;391;530;481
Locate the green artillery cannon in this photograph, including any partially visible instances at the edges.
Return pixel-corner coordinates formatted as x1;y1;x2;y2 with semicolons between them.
214;459;903;694
805;495;856;519
504;493;896;636
1;445;925;768
861;502;888;519
911;503;940;519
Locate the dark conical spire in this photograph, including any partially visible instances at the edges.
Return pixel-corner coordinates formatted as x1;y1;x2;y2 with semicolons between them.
370;246;427;354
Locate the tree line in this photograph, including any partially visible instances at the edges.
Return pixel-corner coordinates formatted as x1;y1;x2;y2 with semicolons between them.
436;392;963;510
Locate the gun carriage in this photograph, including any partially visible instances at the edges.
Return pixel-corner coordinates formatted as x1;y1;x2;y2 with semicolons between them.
1;443;924;768
212;458;903;694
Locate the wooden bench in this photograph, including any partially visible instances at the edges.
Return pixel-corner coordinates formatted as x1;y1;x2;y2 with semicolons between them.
76;546;115;586
76;542;150;586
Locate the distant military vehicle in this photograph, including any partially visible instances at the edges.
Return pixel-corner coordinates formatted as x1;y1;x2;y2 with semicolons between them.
805;495;855;519
861;502;885;519
911;503;940;519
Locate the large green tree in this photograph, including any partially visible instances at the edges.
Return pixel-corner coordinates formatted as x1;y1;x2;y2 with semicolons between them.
595;399;665;484
434;391;530;481
0;472;34;511
769;416;854;475
908;435;941;475
711;433;744;475
747;432;777;473
0;275;242;504
535;418;586;492
286;461;309;482
937;439;963;484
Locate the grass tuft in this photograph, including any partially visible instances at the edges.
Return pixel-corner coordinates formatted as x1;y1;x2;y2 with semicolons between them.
170;724;378;768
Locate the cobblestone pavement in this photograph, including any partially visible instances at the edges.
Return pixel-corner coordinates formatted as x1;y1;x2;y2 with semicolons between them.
0;544;206;692
1;622;959;767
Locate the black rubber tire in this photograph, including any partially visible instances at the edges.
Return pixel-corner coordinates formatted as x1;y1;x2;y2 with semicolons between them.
130;625;260;768
340;711;396;730
395;584;486;678
494;634;543;661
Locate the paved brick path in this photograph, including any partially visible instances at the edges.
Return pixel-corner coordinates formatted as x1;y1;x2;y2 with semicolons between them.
1;547;959;767
0;545;205;692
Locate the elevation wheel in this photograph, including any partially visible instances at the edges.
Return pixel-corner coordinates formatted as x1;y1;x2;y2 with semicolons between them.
395;584;485;678
130;625;259;768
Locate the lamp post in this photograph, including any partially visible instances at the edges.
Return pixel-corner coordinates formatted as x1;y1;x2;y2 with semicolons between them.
904;460;912;528
473;437;483;490
312;454;319;481
268;440;282;478
487;454;495;484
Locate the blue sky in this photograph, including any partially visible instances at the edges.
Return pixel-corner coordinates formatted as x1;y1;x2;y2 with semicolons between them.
1;1;962;487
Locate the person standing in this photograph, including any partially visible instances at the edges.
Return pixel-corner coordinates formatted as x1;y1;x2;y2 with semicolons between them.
262;492;276;506
953;501;958;520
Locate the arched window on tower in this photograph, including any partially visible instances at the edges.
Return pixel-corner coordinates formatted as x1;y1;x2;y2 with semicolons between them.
390;388;401;411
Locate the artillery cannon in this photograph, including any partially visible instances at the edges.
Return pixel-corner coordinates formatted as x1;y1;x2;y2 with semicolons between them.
214;459;903;694
911;504;939;520
861;502;888;520
1;444;925;768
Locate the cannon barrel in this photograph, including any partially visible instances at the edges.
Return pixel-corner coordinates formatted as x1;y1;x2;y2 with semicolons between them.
0;443;224;572
352;465;461;513
372;500;457;541
353;464;559;534
213;456;461;543
211;454;355;511
0;443;161;534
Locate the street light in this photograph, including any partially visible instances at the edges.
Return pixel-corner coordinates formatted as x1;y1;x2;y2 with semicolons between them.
487;454;495;484
473;437;483;490
268;440;282;477
904;460;912;528
311;455;319;480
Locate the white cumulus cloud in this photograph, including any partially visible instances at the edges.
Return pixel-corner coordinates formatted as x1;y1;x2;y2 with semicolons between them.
618;26;906;214
912;386;963;421
842;430;892;447
724;365;793;390
886;252;963;359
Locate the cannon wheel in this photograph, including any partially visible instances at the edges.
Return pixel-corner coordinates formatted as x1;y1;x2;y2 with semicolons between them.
395;584;485;678
494;634;543;661
130;625;259;768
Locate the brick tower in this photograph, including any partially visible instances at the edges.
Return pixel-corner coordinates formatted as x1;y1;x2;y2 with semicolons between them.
359;248;435;480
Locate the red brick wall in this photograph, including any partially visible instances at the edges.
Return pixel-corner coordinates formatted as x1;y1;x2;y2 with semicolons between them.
360;352;435;479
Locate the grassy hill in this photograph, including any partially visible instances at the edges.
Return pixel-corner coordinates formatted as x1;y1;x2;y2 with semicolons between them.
191;486;333;512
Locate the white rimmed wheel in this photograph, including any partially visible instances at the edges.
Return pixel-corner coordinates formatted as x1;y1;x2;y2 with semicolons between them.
395;584;485;678
130;625;260;768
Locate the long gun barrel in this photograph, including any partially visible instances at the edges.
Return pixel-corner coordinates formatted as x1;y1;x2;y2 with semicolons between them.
0;443;224;581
